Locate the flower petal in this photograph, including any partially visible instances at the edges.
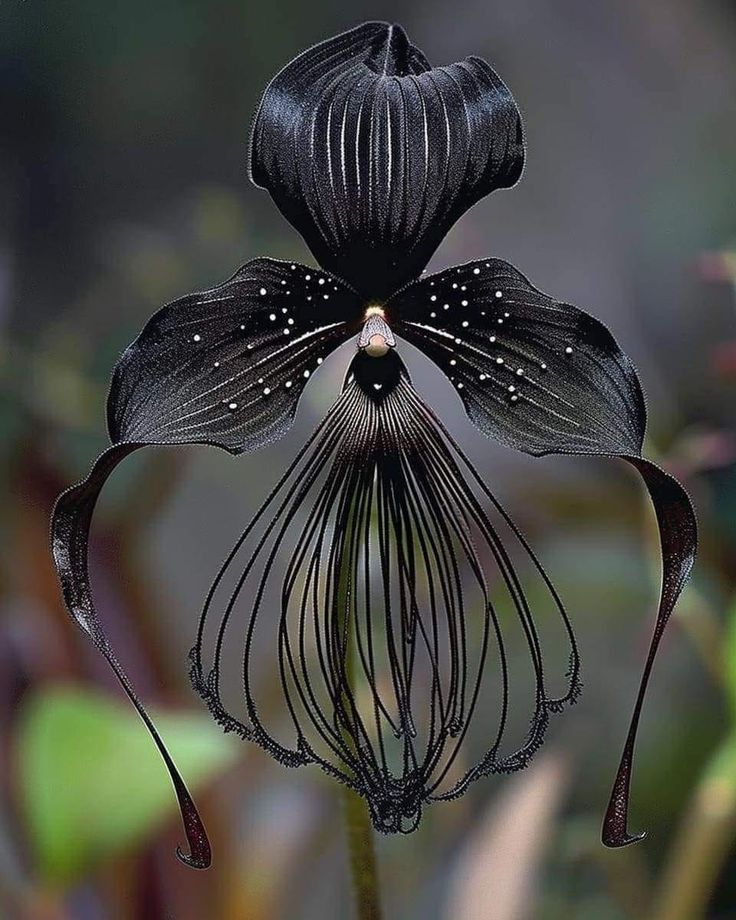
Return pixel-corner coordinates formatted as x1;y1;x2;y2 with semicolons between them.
110;258;357;452
392;258;697;846
250;23;523;300
191;351;580;832
51;258;358;866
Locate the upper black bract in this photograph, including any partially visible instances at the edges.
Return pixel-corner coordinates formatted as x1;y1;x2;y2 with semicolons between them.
51;22;696;867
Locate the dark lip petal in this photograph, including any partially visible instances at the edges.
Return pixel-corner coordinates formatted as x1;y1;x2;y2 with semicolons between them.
249;23;524;300
391;257;697;845
109;258;357;452
191;350;580;832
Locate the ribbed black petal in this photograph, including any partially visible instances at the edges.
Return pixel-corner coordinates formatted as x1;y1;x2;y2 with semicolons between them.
250;23;524;300
191;351;580;833
391;258;697;846
110;258;357;451
51;258;358;865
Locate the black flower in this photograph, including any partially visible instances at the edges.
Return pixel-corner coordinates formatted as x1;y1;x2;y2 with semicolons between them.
51;22;696;867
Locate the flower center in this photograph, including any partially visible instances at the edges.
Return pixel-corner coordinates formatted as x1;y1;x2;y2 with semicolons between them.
359;304;396;358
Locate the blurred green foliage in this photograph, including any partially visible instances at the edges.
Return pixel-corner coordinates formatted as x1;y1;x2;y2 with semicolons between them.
17;687;238;886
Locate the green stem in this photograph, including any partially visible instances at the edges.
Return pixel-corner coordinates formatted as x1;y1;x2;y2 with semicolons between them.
342;785;383;920
337;499;383;920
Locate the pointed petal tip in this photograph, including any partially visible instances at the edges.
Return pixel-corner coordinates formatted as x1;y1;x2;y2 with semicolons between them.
602;827;647;848
176;844;212;870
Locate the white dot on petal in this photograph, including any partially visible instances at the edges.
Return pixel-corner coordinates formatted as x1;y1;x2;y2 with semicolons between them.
541;363;547;370
260;288;267;296
431;294;437;302
461;300;468;307
285;380;292;388
290;264;296;270
228;402;238;410
214;361;220;368
303;370;310;378
495;290;502;298
258;377;263;384
323;294;329;300
444;303;450;310
479;373;486;380
457;382;464;389
504;312;510;318
452;283;458;289
193;334;201;342
317;357;323;364
284;328;290;335
565;346;573;354
511;394;519;402
288;318;294;325
263;387;270;395
269;313;276;321
462;320;469;327
305;274;311;281
430;312;437;318
473;267;480;275
455;337;461;344
496;357;504;364
450;359;457;366
489;335;496;343
318;278;325;285
516;368;524;376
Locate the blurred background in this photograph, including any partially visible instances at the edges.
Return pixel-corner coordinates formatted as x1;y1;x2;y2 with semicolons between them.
2;1;736;917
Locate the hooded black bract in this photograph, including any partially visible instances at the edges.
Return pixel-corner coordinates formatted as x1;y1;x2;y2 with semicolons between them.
51;21;696;865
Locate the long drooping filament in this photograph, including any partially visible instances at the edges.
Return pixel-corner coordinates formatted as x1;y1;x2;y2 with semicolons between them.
191;353;580;832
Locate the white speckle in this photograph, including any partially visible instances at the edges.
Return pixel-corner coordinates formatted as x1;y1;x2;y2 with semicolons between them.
455;337;461;344
565;346;573;354
286;290;291;295
240;324;246;330
282;307;288;313
318;278;325;285
284;328;290;335
373;383;382;391
285;380;292;388
461;300;468;307
510;394;519;402
317;357;323;364
288;318;294;325
430;311;437;318
305;274;311;281
496;357;504;365
541;363;547;370
504;312;510;318
479;373;486;380
214;361;220;368
247;343;254;350
473;267;480;275
260;288;267;296
269;313;276;321
280;280;286;285
461;285;467;291
495;290;502;298
452;283;458;289
489;335;496;343
508;385;516;392
444;303;450;310
450;359;457;366
457;382;464;389
323;294;329;300
228;402;238;410
263;387;271;395
290;264;296;270
304;370;310;378
497;318;504;324
193;334;201;342
258;377;263;384
462;320;469;328
431;294;437;302
516;368;524;376
307;296;312;301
